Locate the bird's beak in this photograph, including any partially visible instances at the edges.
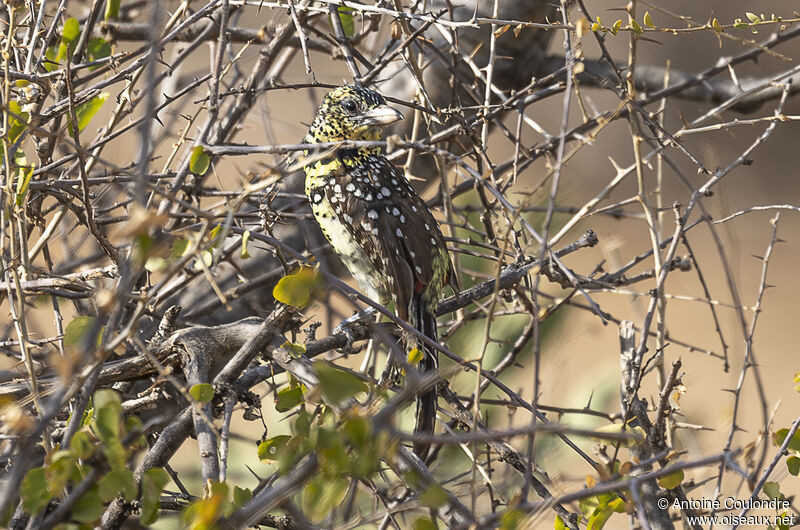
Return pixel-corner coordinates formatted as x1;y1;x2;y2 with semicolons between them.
358;105;404;127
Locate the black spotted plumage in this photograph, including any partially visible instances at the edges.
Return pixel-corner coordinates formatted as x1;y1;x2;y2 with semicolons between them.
303;85;454;459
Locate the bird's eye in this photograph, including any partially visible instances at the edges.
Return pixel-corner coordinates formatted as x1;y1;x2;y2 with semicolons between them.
341;99;359;113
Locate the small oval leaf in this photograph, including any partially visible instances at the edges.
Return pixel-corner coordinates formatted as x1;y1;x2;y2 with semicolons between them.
657;469;684;490
189;383;215;403
275;386;304;412
64;316;102;347
69;92;110;135
62;18;81;44
313;361;368;405
140;468;170;526
258;435;291;461
273;266;321;307
786;455;800;476
189;145;210;175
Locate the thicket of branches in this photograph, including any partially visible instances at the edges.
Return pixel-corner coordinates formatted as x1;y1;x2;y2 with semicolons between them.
1;0;799;528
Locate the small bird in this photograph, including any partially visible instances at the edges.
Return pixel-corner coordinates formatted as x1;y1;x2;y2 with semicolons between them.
303;85;455;459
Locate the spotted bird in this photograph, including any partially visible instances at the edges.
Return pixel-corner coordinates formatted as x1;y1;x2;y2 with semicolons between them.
303;85;455;459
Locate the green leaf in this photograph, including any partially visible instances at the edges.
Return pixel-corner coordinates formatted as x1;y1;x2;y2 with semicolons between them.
91;389;127;469
62;18;81;44
68;92;110;135
774;428;800;451
86;38;111;70
275;386;304;412
419;484;448;509
208;223;223;247
64;316;102;347
336;6;355;37
189;383;215;403
233;486;253;508
630;19;642;35
793;371;800;393
21;467;49;515
413;517;437;530
657;469;684;490
273;266;321;307
144;256;169;273
313;361;368;405
301;475;349;523
587;497;624;530
746;12;761;23
189;145;210;175
500;508;526;529
44;18;82;70
241;230;252;259
712;18;723;33
258;435;291;461
71;486;104;524
787;455;800;476
193;249;213;271
44;45;62;71
643;11;654;27
611;19;622;35
342;417;370;448
284;341;306;357
69;430;95;459
555;515;567;530
407;347;424;365
181;482;230;528
170;238;191;260
98;468;137;502
764;481;782;500
105;0;121;20
7;101;30;144
15;162;34;207
46;450;76;497
140;468;170;526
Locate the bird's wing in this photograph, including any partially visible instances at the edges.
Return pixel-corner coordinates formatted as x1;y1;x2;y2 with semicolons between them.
338;159;451;315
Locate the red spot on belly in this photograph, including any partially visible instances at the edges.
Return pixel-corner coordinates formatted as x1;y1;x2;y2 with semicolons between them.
414;281;425;293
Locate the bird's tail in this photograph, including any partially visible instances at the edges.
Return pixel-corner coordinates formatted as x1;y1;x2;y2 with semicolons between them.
410;292;438;461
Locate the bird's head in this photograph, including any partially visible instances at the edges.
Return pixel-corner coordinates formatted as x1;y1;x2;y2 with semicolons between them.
305;85;403;144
